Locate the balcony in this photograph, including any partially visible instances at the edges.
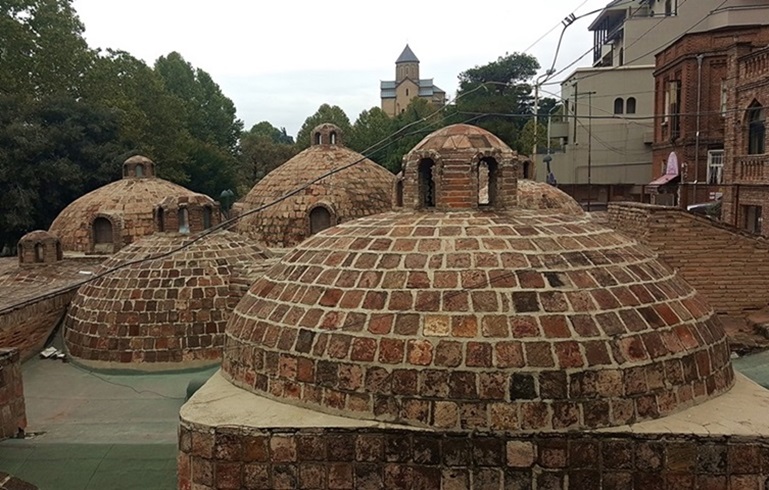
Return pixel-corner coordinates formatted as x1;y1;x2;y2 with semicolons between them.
737;154;769;183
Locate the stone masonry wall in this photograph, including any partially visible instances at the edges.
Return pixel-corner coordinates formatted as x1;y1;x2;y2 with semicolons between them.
0;349;26;439
608;202;769;314
178;422;769;490
0;290;75;360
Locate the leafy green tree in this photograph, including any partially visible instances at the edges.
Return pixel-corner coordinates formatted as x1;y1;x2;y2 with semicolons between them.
455;52;540;151
294;104;352;150
238;124;298;195
0;0;93;98
348;107;393;157
247;121;294;145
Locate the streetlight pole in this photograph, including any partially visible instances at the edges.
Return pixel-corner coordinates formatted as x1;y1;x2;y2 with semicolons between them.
533;69;555;179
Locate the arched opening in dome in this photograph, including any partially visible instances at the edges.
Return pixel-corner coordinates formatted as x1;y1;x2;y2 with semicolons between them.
135;163;144;177
330;132;337;145
522;160;531;179
157;207;165;232
309;206;333;235
395;180;404;207
418;158;436;208
34;243;44;262
56;241;62;260
178;208;190;234
314;132;322;145
477;158;498;206
203;206;213;229
93;217;113;253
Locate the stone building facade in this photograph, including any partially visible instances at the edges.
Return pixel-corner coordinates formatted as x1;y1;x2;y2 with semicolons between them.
235;124;395;249
380;45;446;117
49;155;199;253
176;124;768;490
652;25;769;209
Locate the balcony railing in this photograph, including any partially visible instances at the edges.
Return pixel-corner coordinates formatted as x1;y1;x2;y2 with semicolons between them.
737;154;769;183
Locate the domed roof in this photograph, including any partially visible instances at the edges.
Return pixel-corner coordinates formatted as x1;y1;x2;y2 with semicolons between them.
19;230;58;242
64;230;273;367
222;210;732;432
517;179;585;216
236;125;395;248
411;123;513;154
50;156;198;253
222;123;733;433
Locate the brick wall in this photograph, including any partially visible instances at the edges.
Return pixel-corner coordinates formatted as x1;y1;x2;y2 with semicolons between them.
608;202;769;313
178;423;769;490
0;349;26;439
0;290;75;360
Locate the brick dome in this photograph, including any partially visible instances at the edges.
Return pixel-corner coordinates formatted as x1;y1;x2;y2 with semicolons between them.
221;124;733;432
17;230;62;265
49;156;198;253
64;230;273;368
235;124;395;248
517;179;585;216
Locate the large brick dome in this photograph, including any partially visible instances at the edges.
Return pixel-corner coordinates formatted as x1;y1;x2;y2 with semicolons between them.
49;155;198;253
221;124;733;433
64;230;273;368
235;123;395;248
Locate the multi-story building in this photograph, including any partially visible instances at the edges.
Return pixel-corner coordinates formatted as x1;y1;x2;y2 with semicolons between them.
651;22;769;209
549;0;760;207
722;40;769;234
380;45;446;117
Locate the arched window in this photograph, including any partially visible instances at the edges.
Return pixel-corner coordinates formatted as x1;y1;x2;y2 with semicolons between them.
309;206;332;235
178;208;189;234
34;243;44;262
478;158;498;206
314;132;322;145
522;160;531;179
330;132;337;145
56;241;62;260
418;159;436;208
406;88;409;96
93;217;113;252
135;163;144;177
157;208;165;232
748;103;766;155
203;206;212;229
626;97;636;114
614;98;624;115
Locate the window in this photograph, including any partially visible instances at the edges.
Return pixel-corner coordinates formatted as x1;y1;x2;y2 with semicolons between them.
477;158;498;206
664;0;677;15
330;132;336;145
203;207;212;229
395;180;404;207
614;98;624;115
135;164;144;177
720;80;728;116
406;88;409;96
418;159;436;208
309;207;332;235
664;80;681;138
626;97;636;114
157;208;165;232
748;103;765;155
314;132;322;145
744;205;763;234
178;208;189;234
93;217;113;253
707;150;724;185
34;243;44;262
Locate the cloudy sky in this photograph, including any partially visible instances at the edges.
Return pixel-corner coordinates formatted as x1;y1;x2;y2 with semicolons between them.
71;0;609;137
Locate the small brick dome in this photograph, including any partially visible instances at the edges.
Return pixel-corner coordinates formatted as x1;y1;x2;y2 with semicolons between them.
64;230;272;367
17;230;62;265
236;124;395;248
222;124;733;433
517;179;585;216
49;156;198;253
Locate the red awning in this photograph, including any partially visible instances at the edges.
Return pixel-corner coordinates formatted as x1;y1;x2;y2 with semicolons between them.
646;173;680;193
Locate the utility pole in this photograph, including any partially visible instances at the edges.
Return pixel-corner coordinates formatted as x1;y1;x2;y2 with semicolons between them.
533;69;555;179
587;91;593;212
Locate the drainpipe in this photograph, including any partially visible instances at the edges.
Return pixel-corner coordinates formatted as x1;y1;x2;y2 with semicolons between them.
694;54;704;203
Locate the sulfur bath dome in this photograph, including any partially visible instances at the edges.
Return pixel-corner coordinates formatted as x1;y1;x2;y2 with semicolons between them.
221;124;733;433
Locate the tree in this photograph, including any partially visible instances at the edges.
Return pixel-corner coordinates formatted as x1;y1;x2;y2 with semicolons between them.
237;122;298;195
294;104;352;150
379;98;447;173
348;107;393;157
455;53;541;151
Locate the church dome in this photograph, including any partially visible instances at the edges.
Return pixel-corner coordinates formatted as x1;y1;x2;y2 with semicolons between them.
221;124;733;433
64;230;272;368
49;156;198;253
236;123;395;248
